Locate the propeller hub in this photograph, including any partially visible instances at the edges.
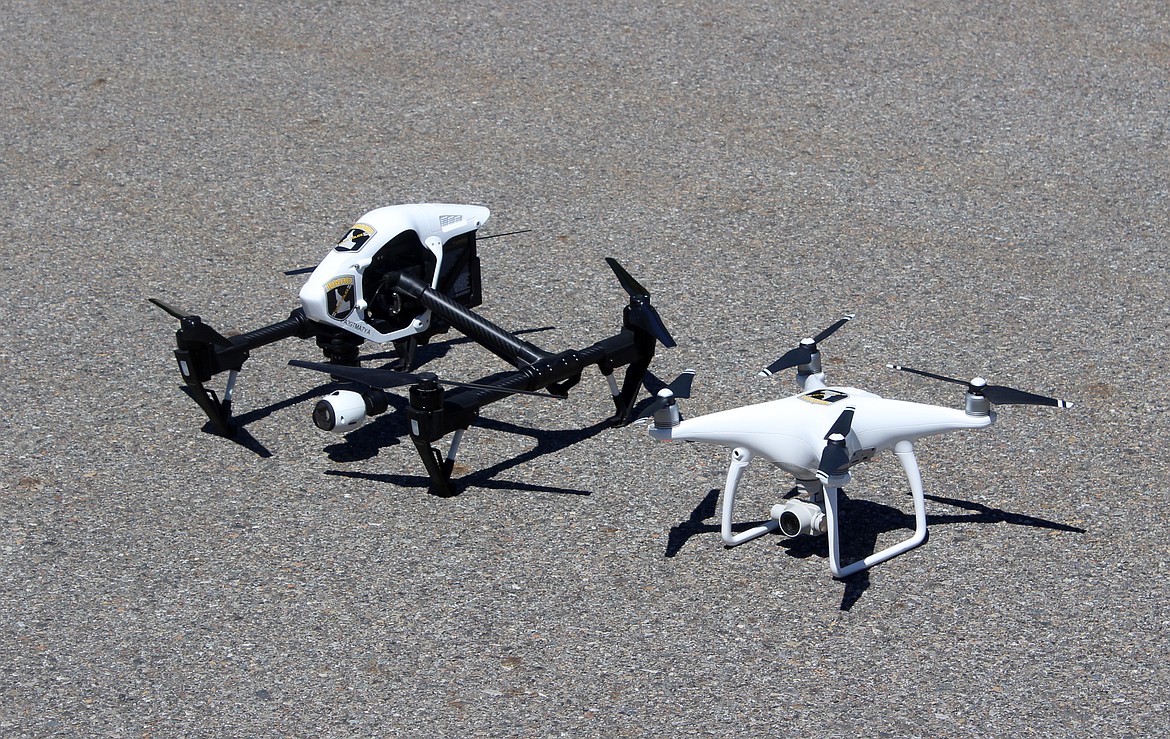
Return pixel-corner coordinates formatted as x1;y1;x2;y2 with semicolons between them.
415;372;441;389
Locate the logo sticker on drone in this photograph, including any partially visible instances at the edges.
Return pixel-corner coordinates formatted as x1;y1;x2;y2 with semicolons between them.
799;389;849;405
335;223;374;252
325;276;356;320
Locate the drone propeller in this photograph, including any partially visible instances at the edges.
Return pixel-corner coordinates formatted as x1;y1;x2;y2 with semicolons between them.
825;405;855;439
759;314;855;376
289;360;567;399
605;257;676;348
817;406;856;479
635;369;696;419
886;364;1073;408
148;297;234;347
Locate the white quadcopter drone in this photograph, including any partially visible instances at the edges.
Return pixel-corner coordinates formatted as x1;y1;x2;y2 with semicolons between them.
642;316;1072;578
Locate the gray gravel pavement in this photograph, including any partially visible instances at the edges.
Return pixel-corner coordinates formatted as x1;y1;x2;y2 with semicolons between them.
2;1;1167;736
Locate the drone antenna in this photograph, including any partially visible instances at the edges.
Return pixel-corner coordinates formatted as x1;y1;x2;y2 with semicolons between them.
478;228;533;240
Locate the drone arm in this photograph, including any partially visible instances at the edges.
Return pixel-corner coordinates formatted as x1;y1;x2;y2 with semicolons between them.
398;332;658;496
719;448;781;546
231;308;318;350
823;440;928;578
389;260;664;427
381;262;669;494
387;270;550;368
166;307;318;436
176;308;317;380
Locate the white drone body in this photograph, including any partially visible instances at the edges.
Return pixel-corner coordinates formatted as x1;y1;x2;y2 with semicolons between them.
645;316;1070;578
300;203;490;343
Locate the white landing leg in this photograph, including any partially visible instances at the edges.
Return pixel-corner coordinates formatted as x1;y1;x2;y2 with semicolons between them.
823;439;928;578
446;429;466;467
720;447;780;546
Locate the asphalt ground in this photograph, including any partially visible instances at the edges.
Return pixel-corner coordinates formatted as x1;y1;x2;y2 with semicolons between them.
2;1;1167;736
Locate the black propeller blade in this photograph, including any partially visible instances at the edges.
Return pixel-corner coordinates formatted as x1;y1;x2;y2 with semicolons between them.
814;315;855;344
148;298;233;347
605;257;676;348
825;406;855;440
759;314;854;376
148;297;190;321
289;360;566;399
817;407;856;479
636;369;696;419
887;364;1073;408
819;438;851;479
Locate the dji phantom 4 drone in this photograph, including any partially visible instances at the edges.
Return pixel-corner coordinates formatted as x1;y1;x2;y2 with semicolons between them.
642;316;1072;578
152;203;676;496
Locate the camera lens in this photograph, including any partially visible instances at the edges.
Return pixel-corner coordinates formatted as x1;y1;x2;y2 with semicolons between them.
312;399;336;431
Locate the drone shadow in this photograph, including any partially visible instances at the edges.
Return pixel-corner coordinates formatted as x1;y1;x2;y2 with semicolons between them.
665;487;1086;611
185;384;335;458
325;416;613;498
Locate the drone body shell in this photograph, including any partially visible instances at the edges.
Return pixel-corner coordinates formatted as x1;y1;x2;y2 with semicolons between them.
648;383;994;479
299;203;490;343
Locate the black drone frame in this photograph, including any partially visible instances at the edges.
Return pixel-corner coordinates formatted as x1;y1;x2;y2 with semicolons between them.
153;258;674;496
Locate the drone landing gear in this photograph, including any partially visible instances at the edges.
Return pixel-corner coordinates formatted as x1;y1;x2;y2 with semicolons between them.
411;429;467;498
822;440;927;578
719;448;781;545
717;441;929;577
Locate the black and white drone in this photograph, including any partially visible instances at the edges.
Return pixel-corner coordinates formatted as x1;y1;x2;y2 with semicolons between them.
641;316;1073;577
152;203;675;495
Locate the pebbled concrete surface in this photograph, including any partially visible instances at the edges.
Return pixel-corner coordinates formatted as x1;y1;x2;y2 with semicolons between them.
1;1;1167;736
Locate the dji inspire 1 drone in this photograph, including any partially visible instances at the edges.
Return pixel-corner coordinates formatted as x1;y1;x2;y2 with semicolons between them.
152;203;676;496
641;315;1072;578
